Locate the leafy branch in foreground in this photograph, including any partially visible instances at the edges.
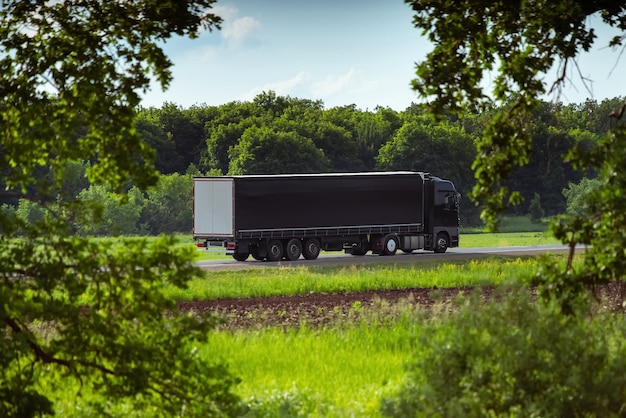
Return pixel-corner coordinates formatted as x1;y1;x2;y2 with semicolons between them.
406;0;626;229
1;235;242;416
0;0;242;416
406;0;626;305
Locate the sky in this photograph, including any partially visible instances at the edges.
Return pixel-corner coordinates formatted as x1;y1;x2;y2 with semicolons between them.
140;0;626;111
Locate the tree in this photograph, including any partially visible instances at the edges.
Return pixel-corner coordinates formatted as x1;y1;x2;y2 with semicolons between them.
507;103;584;216
528;192;545;223
135;111;184;174
405;0;626;294
228;125;330;175
376;117;479;225
406;0;626;228
0;1;241;416
203;101;263;174
77;185;144;236
384;1;626;414
141;173;194;235
562;177;601;217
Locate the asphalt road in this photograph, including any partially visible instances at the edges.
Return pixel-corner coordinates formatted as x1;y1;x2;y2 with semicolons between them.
196;244;581;271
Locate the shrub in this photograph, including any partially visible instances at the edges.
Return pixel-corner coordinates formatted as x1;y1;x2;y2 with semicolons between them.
381;288;626;417
528;192;545;223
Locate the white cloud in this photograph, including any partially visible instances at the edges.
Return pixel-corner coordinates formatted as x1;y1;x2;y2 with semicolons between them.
213;5;261;47
242;71;312;100
311;69;359;97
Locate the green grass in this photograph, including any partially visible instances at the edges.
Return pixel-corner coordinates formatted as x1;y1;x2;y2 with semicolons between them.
460;231;559;247
205;315;423;417
43;253;573;417
166;256;548;301
462;215;551;233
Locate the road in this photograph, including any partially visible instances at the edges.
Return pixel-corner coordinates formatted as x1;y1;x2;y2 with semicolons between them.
196;244;582;271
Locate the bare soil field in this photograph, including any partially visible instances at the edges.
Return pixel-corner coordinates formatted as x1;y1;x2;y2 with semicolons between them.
177;283;626;329
177;286;494;329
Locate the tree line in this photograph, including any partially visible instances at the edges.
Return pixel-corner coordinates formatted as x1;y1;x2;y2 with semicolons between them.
3;91;619;235
137;91;624;225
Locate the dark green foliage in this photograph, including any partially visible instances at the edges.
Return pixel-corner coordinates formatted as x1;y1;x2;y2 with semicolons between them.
405;0;626;229
77;185;144;236
141;173;194;234
548;124;626;291
129;90;615;230
394;2;626;415
0;0;241;415
405;0;626;304
562;177;600;217
228;125;330;175
382;289;626;417
0;236;241;417
528;193;545;223
376;116;479;225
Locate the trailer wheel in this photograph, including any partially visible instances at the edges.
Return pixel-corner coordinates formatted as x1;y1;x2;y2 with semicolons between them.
232;252;249;262
285;238;302;261
381;235;398;256
350;247;368;256
433;233;449;253
302;238;321;260
350;238;369;256
266;240;284;262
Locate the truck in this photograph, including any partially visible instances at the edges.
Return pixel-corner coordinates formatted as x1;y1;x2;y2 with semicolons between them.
193;171;460;261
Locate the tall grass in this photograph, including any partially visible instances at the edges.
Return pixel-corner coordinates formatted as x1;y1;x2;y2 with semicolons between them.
205;312;425;417
165;256;548;301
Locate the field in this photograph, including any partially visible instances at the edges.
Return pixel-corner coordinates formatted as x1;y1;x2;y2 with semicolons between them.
164;229;562;417
52;229;588;416
180;257;541;416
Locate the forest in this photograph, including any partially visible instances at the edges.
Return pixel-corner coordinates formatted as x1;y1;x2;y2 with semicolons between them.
1;91;621;235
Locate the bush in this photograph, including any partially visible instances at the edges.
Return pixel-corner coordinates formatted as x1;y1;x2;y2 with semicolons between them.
381;288;626;417
528;192;545;223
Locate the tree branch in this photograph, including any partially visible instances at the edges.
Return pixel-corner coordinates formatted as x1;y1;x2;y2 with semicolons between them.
4;314;189;405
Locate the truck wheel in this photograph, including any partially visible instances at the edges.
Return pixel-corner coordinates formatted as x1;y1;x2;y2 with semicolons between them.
350;247;368;256
285;238;302;261
434;233;449;253
266;240;284;262
251;250;265;261
350;238;369;256
381;235;398;256
232;252;249;262
302;238;321;260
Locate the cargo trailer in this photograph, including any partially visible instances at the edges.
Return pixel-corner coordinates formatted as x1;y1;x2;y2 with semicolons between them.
193;171;460;261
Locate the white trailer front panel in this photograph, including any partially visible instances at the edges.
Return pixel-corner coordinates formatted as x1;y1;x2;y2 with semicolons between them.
193;178;234;237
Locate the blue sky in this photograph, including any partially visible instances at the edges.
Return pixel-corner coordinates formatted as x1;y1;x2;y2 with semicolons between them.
140;1;626;111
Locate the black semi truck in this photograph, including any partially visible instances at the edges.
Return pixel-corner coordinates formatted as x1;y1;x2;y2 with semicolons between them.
193;171;460;261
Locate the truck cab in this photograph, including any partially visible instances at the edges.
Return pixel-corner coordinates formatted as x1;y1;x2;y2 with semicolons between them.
425;176;460;252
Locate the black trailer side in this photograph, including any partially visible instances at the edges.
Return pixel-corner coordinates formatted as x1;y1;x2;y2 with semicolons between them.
193;171;460;262
233;171;425;234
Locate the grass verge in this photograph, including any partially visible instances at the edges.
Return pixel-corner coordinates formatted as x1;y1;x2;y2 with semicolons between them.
165;255;552;302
